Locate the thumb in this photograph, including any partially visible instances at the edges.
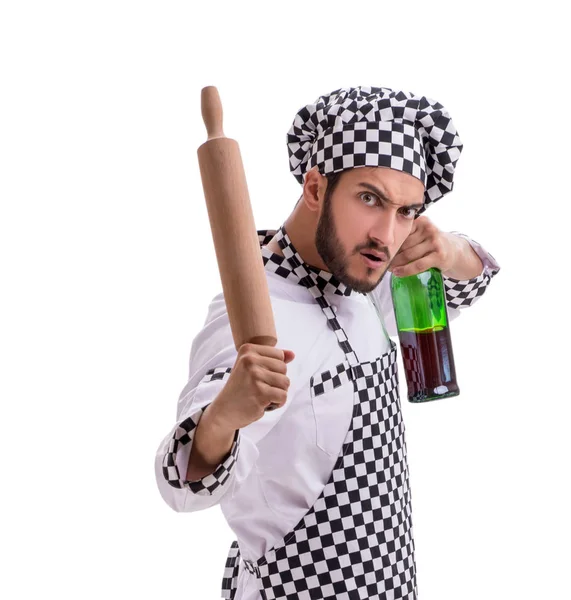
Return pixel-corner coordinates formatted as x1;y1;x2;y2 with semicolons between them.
282;350;296;364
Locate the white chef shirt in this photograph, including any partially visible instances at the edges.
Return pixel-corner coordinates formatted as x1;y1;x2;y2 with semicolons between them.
155;233;500;600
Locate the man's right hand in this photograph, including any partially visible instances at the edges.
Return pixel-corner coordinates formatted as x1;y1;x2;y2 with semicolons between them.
208;343;295;432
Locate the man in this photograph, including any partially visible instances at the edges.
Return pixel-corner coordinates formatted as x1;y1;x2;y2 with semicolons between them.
155;86;500;600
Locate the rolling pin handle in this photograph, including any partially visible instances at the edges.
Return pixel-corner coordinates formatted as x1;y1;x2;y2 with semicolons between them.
201;86;225;140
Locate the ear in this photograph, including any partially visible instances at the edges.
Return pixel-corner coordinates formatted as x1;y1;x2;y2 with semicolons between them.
302;167;327;213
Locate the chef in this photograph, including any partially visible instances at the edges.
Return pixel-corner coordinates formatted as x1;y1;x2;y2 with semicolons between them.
155;86;500;599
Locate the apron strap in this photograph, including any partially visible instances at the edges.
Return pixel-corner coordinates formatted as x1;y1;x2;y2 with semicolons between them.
221;540;240;599
275;226;360;368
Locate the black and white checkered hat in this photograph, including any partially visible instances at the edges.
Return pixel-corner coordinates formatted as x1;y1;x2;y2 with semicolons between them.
287;86;463;213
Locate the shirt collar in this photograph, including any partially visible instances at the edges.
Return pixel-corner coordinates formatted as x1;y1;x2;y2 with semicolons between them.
258;225;355;297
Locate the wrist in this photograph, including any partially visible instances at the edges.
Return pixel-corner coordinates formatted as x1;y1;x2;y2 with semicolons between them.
442;233;483;280
203;400;236;436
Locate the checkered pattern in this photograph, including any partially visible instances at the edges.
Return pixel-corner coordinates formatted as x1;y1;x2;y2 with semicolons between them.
310;361;353;397
222;228;417;599
258;231;276;247
204;367;233;382
259;230;353;297
226;345;417;599
307;121;425;187
162;367;239;494
443;267;499;309
287;86;463;213
401;345;423;395
221;541;240;600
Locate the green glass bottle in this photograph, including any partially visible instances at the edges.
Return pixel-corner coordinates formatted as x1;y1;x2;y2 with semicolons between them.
390;268;460;403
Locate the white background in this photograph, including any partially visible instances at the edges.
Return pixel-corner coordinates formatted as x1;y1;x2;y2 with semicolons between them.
1;1;569;598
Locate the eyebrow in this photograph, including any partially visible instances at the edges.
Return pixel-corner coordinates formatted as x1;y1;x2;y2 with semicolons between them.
358;182;424;210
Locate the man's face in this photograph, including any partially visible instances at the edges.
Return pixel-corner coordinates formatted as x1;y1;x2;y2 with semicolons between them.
315;167;425;294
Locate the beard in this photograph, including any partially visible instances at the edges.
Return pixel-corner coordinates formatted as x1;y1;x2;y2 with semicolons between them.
315;196;391;294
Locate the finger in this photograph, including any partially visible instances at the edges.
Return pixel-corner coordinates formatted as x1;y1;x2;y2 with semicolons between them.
264;397;286;412
256;368;291;391
257;381;288;406
255;355;291;374
283;350;295;364
397;226;430;253
390;239;434;269
392;252;440;277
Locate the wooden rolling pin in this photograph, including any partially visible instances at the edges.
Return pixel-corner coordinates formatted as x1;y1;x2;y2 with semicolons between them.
197;86;277;351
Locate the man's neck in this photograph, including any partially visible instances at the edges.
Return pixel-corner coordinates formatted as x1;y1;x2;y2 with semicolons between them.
265;211;329;272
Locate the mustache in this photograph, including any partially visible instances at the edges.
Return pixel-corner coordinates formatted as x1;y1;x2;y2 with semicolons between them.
356;243;390;262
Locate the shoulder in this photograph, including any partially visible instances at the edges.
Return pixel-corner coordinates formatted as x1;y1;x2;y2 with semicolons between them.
201;287;325;354
192;283;326;365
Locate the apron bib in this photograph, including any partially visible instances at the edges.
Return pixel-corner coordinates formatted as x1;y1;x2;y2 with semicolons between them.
221;227;417;600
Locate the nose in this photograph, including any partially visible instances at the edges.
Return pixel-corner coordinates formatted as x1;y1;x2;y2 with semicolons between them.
369;211;397;250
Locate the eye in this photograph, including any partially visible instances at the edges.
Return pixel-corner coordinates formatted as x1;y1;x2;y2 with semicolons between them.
401;207;418;219
359;192;379;207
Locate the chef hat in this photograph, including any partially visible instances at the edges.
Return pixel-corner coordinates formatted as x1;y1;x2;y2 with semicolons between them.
287;86;463;214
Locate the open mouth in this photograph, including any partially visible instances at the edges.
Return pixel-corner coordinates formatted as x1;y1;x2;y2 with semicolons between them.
360;252;386;269
361;252;384;263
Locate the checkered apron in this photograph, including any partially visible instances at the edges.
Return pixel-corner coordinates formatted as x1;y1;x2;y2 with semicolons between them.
221;227;417;600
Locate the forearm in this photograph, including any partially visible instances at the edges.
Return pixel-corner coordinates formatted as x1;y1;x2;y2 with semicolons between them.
186;403;236;481
441;233;484;280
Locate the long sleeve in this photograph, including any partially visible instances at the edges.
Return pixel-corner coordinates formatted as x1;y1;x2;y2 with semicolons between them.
154;365;256;513
442;231;501;310
154;293;293;514
373;233;501;337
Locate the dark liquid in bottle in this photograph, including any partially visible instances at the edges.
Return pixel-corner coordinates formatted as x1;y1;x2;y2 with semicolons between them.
399;327;460;403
